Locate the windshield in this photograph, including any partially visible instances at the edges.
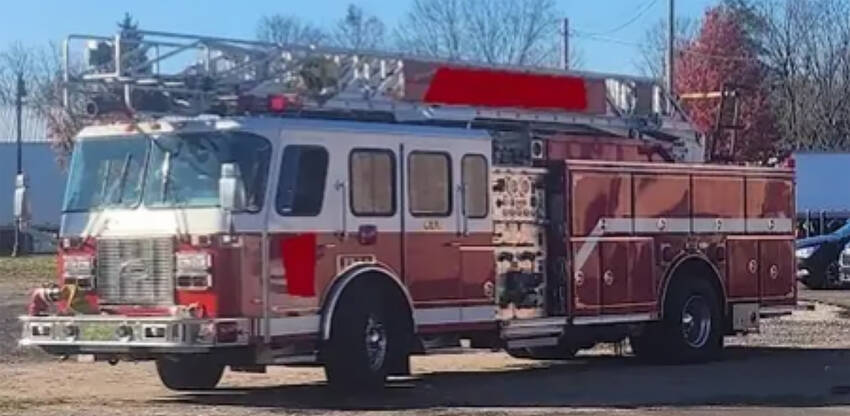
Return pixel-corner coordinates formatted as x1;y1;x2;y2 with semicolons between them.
63;137;149;212
144;131;271;211
62;131;271;212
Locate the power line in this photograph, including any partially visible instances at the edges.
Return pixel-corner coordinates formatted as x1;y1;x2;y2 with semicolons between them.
575;0;659;36
570;31;760;63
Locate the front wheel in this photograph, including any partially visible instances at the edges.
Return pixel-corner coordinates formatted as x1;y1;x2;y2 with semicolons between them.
323;281;410;390
156;355;224;391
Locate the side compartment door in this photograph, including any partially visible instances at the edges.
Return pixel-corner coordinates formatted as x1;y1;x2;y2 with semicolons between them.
403;148;462;305
458;154;495;309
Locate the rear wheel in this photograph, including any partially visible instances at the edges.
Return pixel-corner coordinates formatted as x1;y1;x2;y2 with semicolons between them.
657;278;723;363
156;355;224;391
323;280;411;390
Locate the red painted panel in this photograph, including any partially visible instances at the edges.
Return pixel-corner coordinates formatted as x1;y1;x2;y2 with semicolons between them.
727;238;759;299
423;67;589;112
406;232;462;302
628;239;655;306
570;171;632;236
693;176;744;218
633;174;690;218
547;135;661;162
459;234;496;302
280;233;317;297
572;240;601;316
760;239;795;300
746;178;794;219
600;241;629;311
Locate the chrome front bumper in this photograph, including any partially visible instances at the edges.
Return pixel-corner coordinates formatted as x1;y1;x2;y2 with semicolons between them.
19;315;250;353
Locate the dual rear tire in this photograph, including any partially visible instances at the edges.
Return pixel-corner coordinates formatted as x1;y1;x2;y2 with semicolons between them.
631;277;723;363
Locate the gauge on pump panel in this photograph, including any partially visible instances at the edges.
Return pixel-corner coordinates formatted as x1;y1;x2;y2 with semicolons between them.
508;179;519;194
520;178;531;195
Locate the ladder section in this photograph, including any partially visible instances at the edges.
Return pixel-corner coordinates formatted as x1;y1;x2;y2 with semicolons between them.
709;84;746;162
62;29;700;153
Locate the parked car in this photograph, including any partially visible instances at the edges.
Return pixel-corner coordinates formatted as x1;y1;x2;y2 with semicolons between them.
797;219;850;289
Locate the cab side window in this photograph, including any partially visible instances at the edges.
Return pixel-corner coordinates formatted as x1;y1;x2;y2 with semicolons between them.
409;151;451;216
462;154;488;218
350;149;396;216
276;145;328;216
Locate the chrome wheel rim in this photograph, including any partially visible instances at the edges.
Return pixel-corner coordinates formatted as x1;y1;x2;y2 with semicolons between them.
681;295;711;349
364;314;387;372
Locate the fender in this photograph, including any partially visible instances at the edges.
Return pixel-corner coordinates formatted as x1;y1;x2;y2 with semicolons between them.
659;254;727;318
319;262;414;341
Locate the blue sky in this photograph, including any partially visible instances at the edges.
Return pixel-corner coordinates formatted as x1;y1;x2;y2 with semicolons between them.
0;0;717;75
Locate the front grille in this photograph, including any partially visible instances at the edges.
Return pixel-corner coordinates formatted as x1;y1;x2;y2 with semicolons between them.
96;238;175;305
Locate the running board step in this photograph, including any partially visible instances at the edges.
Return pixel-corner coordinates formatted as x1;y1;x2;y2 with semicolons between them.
501;317;566;340
506;336;560;349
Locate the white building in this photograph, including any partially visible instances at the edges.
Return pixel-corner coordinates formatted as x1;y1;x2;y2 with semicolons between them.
0;105;65;253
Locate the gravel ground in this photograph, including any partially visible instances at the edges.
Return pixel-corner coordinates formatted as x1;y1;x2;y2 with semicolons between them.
5;257;850;415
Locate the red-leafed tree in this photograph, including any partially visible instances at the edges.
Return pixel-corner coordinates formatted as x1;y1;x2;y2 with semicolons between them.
675;6;778;162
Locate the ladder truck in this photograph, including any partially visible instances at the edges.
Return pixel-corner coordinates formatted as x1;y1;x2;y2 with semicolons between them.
19;29;796;391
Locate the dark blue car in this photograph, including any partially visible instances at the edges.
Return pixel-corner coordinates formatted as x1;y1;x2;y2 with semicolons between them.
797;220;850;289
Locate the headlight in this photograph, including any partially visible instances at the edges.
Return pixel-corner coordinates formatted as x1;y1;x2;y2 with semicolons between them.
796;246;817;259
62;254;95;289
63;254;94;276
175;251;212;290
175;251;211;272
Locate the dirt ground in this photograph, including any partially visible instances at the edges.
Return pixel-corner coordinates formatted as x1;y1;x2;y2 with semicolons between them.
6;257;850;415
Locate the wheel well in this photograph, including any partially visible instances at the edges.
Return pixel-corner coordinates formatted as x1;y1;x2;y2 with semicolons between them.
661;256;727;319
320;267;414;341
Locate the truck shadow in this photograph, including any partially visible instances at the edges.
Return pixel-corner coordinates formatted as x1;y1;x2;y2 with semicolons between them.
164;347;850;411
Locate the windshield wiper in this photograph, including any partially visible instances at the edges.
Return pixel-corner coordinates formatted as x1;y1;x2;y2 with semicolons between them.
160;151;172;203
115;153;133;204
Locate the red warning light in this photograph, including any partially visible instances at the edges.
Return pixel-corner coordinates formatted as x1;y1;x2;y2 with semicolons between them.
268;94;288;112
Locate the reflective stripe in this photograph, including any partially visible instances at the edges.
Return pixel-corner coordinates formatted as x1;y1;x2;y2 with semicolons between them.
692;218;746;233
414;305;495;326
266;305;496;337
746;218;793;234
634;218;690;233
572;312;654;325
265;316;320;337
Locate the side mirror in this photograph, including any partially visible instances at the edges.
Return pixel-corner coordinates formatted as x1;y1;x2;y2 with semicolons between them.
13;174;30;229
219;163;246;212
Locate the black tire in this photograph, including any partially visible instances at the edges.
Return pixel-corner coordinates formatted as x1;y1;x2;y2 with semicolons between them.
629;325;662;362
323;280;411;390
802;260;844;290
655;278;723;363
155;355;224;391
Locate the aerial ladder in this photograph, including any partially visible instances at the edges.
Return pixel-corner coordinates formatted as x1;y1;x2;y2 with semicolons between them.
62;28;704;162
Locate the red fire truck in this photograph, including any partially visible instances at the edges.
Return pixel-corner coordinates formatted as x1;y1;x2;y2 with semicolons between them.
20;29;796;390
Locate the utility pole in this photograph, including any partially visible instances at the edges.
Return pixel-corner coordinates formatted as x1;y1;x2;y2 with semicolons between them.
12;72;25;257
560;17;570;71
666;0;675;113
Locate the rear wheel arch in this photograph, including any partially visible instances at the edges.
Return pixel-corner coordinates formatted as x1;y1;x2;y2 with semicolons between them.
660;255;727;319
319;264;414;342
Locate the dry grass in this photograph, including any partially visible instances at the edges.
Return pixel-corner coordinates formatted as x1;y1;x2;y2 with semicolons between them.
0;255;56;290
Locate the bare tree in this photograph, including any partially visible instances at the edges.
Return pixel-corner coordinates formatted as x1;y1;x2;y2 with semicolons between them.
0;42;84;165
636;16;699;80
332;4;386;50
752;0;850;152
257;14;327;45
395;0;465;60
394;0;575;68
